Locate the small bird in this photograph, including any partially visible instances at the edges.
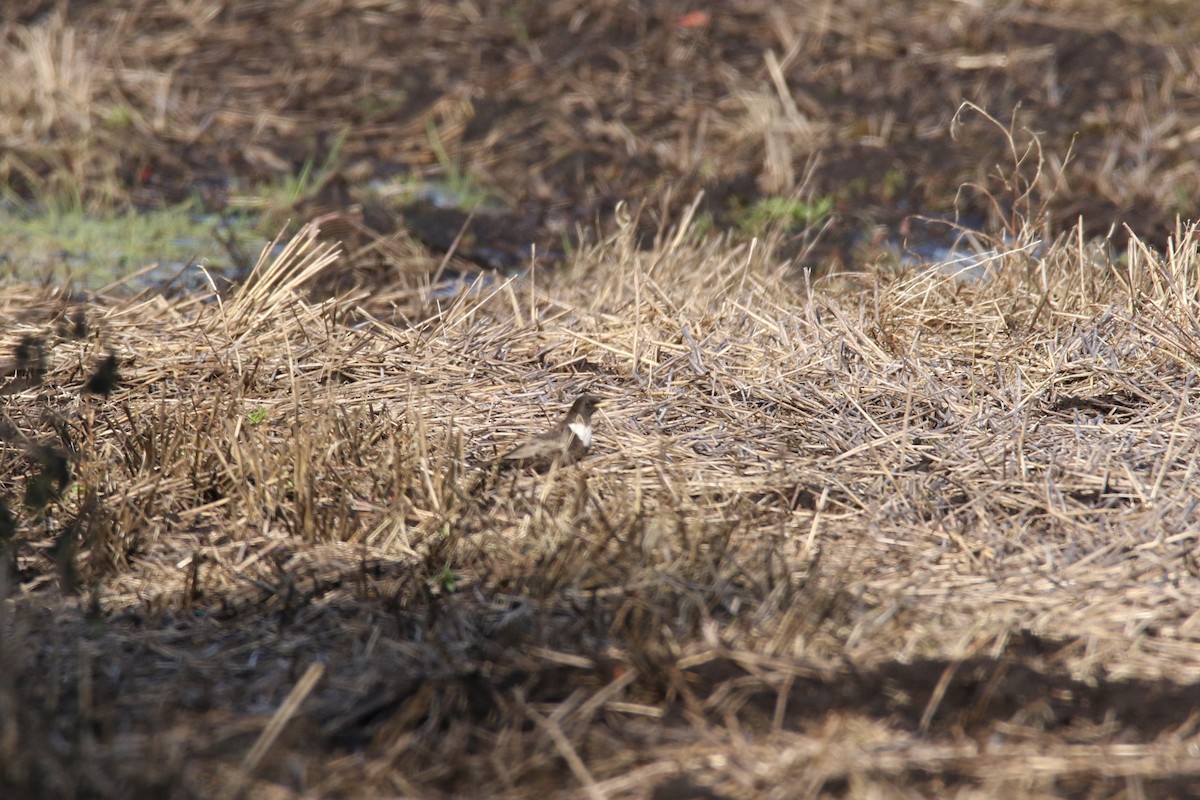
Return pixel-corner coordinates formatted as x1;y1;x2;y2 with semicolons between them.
492;394;603;470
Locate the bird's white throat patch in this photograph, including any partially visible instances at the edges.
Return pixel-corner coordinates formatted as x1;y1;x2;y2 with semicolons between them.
567;421;593;448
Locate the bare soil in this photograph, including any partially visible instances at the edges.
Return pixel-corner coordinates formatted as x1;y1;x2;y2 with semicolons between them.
3;1;1198;266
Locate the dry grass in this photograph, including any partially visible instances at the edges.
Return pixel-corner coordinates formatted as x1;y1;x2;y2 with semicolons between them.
4;207;1200;797
6;1;1200;797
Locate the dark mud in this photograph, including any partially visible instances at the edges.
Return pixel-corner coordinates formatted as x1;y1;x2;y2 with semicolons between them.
8;1;1196;272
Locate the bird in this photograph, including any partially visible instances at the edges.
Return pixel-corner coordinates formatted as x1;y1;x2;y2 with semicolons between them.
491;394;603;470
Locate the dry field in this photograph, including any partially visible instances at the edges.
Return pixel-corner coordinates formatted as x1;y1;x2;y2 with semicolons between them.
5;217;1200;798
3;0;1199;258
4;2;1200;799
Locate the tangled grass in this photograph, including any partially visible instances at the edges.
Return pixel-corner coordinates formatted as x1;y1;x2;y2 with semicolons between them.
4;212;1200;798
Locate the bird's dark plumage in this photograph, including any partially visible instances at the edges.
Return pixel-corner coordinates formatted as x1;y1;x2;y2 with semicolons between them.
493;394;603;470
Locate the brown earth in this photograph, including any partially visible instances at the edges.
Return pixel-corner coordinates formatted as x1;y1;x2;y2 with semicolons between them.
2;0;1198;270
